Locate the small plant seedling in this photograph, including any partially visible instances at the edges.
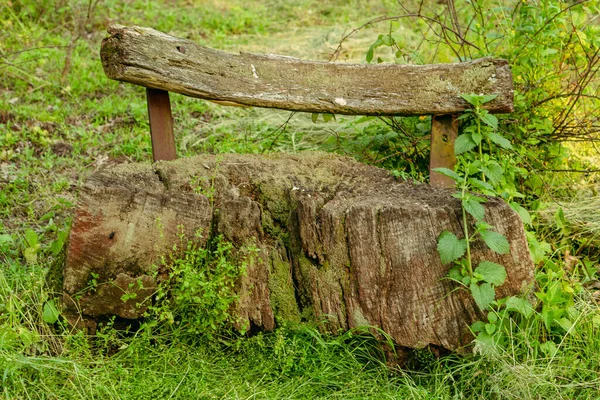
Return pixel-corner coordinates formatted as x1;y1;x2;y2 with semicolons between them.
42;300;60;324
22;229;41;265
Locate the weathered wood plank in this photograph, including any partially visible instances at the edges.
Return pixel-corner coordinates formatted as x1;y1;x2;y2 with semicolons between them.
101;25;514;116
146;88;176;161
429;115;459;187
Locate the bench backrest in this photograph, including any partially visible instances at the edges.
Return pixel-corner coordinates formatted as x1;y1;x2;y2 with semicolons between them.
101;25;514;187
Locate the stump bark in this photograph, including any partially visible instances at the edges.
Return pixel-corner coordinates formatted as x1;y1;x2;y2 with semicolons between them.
64;153;533;350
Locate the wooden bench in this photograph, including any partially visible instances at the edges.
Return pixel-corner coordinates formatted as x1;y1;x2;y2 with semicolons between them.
100;25;513;187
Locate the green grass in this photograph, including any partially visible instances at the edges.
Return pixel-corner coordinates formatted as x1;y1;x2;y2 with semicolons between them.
2;0;600;398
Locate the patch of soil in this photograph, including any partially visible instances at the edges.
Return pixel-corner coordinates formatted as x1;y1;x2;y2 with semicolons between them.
40;121;59;134
191;110;213;123
97;116;137;133
51;142;74;157
0;110;14;124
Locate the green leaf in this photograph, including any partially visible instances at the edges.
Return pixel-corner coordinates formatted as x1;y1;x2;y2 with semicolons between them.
50;238;65;256
437;231;467;265
487;132;513;149
474;261;507;286
455;134;477;155
539;341;558;357
463;125;477;135
322;113;334;122
433;167;460;182
541;307;557;331
481;162;504;184
485;323;496;334
462;275;471;285
311;113;319;123
366;37;383;63
474;332;496;355
354;116;375;124
0;327;19;350
479;111;498;130
463;198;485;221
366;46;375;63
470;282;496;311
23;247;38;265
43;300;60;324
554;207;569;234
471;130;483;145
505;296;534;318
479;94;498;105
510;202;532;226
556;317;575;333
24;229;38;248
475;221;493;232
460;94;497;107
460;94;481;107
0;234;13;246
480;230;510;254
467;162;481;175
542;48;558;56
468;178;495;194
470;320;485;333
447;265;463;282
456;112;472;121
18;327;35;347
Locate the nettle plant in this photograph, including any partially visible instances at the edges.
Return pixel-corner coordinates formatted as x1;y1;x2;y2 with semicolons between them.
435;164;510;313
436;94;534;338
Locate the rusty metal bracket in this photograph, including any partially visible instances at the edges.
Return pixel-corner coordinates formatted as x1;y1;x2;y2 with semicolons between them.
146;88;176;162
429;114;458;188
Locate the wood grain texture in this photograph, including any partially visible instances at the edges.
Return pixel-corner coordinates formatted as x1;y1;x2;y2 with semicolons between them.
101;25;514;116
146;88;176;161
430;115;459;187
65;153;533;350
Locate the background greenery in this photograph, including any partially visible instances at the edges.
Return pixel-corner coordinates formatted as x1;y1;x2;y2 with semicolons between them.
2;0;600;398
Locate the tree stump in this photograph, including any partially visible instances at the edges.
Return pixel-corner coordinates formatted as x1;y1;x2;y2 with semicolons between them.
63;152;533;350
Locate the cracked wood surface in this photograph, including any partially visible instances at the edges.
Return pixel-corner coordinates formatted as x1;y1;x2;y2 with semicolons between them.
101;25;514;116
64;153;533;350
